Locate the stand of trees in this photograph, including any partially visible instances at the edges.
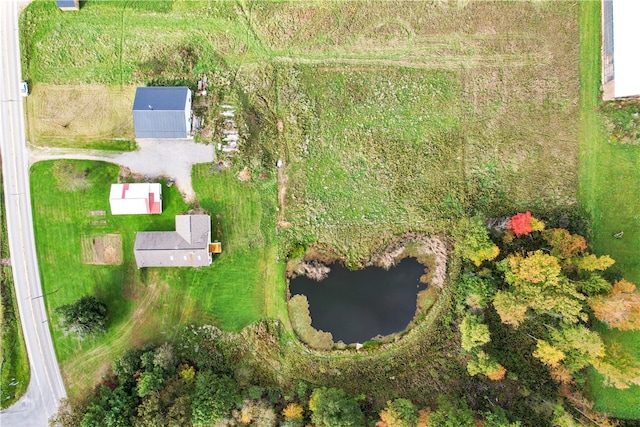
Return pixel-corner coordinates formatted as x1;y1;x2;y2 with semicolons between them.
454;212;640;425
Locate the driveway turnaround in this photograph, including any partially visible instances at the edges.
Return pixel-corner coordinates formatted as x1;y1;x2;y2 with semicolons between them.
0;1;66;425
28;138;215;203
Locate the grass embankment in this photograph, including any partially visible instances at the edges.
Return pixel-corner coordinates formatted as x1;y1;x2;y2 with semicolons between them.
31;160;281;397
578;1;640;419
0;171;30;408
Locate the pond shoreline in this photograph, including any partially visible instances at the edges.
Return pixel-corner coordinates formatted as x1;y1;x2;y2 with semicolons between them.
286;234;448;349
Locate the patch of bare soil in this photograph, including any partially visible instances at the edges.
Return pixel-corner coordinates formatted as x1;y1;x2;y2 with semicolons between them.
290;234;448;289
81;234;122;265
291;260;331;281
237;166;252;182
277;165;291;228
371;233;448;288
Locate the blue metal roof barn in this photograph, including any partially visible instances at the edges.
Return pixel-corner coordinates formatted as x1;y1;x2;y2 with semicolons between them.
56;0;79;10
132;87;192;138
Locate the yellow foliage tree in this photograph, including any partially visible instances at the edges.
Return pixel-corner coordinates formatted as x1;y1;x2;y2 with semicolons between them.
283;402;304;420
573;254;615;272
589;279;640;330
533;340;566;367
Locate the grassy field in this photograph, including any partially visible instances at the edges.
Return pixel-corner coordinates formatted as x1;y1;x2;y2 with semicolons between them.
0;170;30;409
30;160;281;396
27;0;631;416
25;84;136;149
577;1;640;419
241;2;580;261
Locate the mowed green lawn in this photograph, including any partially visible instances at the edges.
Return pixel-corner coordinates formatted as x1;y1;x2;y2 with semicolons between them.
31;160;282;397
578;2;640;419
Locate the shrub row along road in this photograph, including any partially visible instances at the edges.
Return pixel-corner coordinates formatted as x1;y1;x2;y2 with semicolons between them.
0;1;66;426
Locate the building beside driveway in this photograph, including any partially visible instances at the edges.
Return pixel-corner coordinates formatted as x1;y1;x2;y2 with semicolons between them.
132;87;192;138
109;183;162;215
134;215;218;268
56;0;79;10
602;0;640;99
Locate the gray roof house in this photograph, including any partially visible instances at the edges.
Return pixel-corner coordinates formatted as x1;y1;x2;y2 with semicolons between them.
132;87;192;138
134;215;212;268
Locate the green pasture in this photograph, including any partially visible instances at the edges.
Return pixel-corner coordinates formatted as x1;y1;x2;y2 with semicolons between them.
578;1;640;419
30;160;281;396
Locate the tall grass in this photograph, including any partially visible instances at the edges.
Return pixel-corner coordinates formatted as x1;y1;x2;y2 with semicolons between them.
578;1;640;419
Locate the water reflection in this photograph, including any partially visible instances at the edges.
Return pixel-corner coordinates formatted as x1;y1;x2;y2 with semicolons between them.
289;258;427;344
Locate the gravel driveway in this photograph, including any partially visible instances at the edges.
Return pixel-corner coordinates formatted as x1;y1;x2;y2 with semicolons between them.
28;139;215;202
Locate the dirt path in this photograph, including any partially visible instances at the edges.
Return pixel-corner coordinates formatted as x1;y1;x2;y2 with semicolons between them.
273;52;536;71
277;164;291;228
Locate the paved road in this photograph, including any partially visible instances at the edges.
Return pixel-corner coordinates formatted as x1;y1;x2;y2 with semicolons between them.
29;139;215;203
0;1;66;426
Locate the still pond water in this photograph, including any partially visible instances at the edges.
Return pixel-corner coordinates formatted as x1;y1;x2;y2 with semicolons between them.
289;258;427;344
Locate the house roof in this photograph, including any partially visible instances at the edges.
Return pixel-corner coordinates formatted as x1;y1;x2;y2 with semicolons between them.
607;0;640;98
132;87;190;111
56;0;78;9
134;215;212;268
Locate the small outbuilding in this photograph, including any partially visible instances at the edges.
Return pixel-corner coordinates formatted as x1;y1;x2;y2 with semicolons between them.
56;0;79;10
132;87;192;138
602;0;640;99
134;215;217;268
109;183;162;215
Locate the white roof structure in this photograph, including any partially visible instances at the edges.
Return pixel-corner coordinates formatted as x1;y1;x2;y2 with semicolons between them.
109;183;162;215
602;0;640;99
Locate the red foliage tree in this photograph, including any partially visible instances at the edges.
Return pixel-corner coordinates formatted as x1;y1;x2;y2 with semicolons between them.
509;211;533;236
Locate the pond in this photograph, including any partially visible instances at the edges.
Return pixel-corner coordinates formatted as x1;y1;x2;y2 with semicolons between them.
289;257;428;344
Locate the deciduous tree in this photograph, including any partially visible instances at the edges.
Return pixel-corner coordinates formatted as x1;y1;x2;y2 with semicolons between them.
377;398;418;427
542;228;586;259
191;371;239;426
575;273;612;296
467;351;506;380
427;396;475;427
533;340;565;367
459;314;491;352
508;211;544;237
309;387;364;427
56;295;107;338
573;254;615;272
282;402;304;421
495;252;587;325
454;217;500;267
591;342;640;389
589;279;640;330
549;325;604;372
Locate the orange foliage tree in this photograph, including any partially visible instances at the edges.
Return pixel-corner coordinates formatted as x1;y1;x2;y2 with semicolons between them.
508;211;545;236
542;228;587;259
589;279;640;330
